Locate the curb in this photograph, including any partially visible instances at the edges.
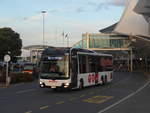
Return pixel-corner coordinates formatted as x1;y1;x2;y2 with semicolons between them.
0;84;7;88
144;72;150;80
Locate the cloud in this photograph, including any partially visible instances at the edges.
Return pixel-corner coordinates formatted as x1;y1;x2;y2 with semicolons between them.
107;0;126;6
48;7;88;13
23;13;47;22
76;7;88;13
88;0;127;11
0;18;19;23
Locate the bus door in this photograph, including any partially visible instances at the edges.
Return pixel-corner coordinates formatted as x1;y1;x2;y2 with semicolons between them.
70;54;78;88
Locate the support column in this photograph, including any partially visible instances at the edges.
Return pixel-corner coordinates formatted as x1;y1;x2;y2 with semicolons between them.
86;33;90;49
130;48;133;72
127;52;130;72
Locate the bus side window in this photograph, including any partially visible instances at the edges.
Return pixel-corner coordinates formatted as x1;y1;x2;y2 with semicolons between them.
99;57;104;72
88;56;96;73
100;56;113;71
79;55;86;73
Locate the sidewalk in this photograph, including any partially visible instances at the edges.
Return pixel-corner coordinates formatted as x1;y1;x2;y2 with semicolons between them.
0;79;38;90
0;83;6;88
145;72;150;77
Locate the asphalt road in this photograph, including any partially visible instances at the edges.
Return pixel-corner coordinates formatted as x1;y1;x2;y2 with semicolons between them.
0;72;149;113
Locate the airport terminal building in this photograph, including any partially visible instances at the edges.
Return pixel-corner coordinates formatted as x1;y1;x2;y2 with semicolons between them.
22;0;150;71
73;0;150;71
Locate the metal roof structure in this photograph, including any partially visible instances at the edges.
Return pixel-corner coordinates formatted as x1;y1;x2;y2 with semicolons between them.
114;0;149;37
99;23;118;34
134;0;150;22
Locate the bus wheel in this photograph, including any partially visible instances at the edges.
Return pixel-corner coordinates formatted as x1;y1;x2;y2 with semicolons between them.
101;76;105;85
104;76;107;84
95;79;98;86
79;79;84;90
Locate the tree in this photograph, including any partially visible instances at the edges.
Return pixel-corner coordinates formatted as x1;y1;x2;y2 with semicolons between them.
0;27;22;61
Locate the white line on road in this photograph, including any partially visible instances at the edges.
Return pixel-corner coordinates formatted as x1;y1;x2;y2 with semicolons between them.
16;89;37;94
98;80;150;113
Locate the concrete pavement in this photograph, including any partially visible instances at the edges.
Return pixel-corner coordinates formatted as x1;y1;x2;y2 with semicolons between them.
0;72;150;113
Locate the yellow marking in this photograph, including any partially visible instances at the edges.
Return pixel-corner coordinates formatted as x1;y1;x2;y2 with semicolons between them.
107;86;110;88
56;101;65;105
83;95;113;104
25;111;32;113
80;94;85;98
40;105;49;110
89;92;95;95
69;97;76;101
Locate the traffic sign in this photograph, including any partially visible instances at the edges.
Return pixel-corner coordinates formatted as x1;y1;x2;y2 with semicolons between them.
4;55;11;62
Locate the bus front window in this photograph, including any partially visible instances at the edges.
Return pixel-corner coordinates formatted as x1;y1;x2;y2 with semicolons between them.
40;56;69;79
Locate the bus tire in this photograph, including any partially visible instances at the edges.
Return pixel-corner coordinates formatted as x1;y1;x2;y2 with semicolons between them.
79;79;84;90
95;79;98;85
101;76;105;85
104;76;107;84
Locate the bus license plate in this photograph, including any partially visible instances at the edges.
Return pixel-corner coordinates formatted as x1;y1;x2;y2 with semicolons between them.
51;86;56;88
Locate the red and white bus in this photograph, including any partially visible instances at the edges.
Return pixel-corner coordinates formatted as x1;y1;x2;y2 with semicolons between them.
39;48;113;90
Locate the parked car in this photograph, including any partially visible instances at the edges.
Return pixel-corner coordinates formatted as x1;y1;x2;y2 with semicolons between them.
22;63;35;74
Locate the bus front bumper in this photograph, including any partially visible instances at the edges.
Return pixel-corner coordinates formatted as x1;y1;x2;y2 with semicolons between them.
39;81;70;89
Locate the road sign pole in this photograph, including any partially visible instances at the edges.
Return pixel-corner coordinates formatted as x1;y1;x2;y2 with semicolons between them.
4;54;11;87
6;62;9;87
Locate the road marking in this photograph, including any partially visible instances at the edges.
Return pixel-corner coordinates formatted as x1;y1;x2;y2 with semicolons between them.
25;111;32;113
98;80;150;113
16;89;36;94
56;101;65;105
80;94;85;98
69;97;76;101
95;76;132;93
83;95;113;104
89;92;95;95
40;105;49;110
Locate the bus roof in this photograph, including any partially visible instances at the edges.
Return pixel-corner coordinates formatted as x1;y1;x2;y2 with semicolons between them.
42;47;112;57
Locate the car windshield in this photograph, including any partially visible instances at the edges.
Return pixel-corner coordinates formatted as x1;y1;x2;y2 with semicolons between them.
40;55;69;79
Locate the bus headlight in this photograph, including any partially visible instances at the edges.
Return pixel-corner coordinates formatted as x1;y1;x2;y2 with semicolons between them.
40;82;45;88
40;81;43;84
64;83;69;86
63;83;69;88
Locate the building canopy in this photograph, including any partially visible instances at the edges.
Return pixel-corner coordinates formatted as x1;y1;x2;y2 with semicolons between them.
114;0;149;37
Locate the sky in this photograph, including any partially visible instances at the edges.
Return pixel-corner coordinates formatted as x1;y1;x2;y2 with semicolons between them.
0;0;127;47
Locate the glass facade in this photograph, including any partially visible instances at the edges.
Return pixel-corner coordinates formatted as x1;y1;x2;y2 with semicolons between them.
73;33;130;49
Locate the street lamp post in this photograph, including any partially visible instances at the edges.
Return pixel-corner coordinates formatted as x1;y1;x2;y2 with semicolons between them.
41;11;46;48
66;34;69;47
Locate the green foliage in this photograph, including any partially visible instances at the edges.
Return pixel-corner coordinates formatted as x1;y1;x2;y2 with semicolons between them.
0;27;22;61
10;73;34;84
0;72;34;83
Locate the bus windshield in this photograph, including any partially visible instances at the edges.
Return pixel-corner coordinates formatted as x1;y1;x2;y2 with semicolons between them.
40;55;69;79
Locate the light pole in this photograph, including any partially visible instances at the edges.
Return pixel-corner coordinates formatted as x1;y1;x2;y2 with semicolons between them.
65;34;69;47
41;11;46;48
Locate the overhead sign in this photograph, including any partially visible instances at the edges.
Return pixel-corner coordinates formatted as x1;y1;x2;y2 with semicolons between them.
48;57;62;60
4;55;11;62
